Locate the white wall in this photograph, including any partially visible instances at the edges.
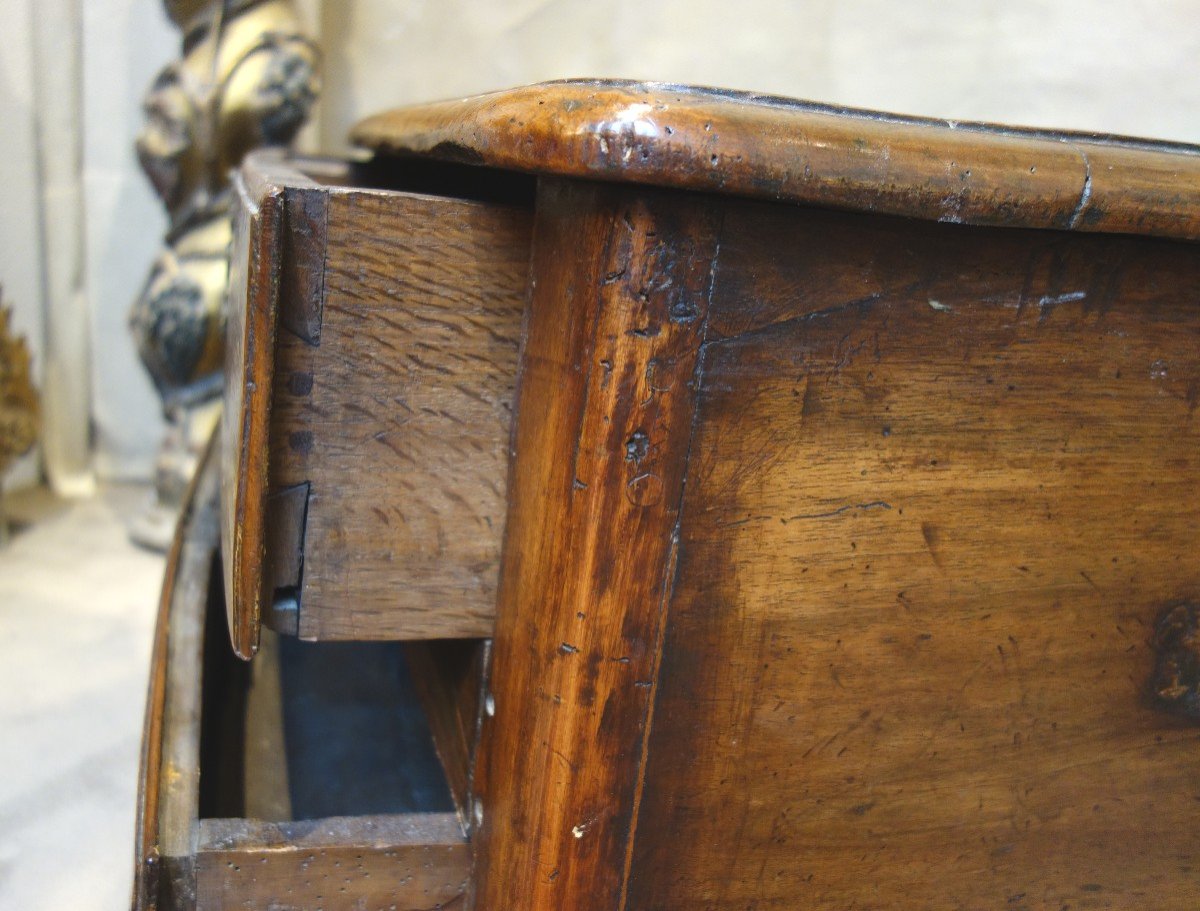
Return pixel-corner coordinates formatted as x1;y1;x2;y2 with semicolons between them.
316;0;1200;155
0;0;174;489
0;0;45;489
3;0;1199;485
82;0;177;481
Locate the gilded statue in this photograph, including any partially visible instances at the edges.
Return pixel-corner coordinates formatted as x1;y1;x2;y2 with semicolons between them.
129;0;319;547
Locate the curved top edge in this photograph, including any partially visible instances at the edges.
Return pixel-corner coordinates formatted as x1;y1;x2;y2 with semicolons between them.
351;80;1200;241
540;79;1200;156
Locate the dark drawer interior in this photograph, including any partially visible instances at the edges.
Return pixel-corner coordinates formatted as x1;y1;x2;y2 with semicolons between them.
199;615;454;822
135;446;476;911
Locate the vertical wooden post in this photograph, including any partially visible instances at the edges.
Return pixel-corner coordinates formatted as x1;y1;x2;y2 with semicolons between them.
471;179;721;911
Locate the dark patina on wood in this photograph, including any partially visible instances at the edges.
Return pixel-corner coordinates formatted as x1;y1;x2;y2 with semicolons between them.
628;202;1200;910
1152;603;1200;720
221;162;286;659
193;815;468;911
134;436;221;911
352;79;1200;241
470;180;721;911
202;78;1200;911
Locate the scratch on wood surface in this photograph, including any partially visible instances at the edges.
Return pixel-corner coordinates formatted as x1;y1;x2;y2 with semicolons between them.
786;500;892;522
1037;290;1087;309
1067;146;1094;229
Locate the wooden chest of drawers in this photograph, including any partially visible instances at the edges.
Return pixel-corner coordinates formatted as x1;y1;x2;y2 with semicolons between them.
137;81;1200;910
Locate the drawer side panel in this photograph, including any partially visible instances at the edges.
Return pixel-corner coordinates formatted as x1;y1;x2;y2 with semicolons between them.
270;187;532;640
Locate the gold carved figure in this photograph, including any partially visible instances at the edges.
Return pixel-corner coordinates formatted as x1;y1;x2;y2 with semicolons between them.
130;0;318;547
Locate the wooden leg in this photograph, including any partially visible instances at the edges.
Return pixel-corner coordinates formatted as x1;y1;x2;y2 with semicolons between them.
471;179;721;911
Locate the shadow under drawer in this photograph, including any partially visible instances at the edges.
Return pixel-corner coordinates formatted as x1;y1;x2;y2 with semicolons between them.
134;444;471;911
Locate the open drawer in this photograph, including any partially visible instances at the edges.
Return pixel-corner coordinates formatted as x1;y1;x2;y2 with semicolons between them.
220;153;534;658
133;442;480;910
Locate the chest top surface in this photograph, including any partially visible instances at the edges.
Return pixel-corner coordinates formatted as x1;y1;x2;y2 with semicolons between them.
352;79;1200;241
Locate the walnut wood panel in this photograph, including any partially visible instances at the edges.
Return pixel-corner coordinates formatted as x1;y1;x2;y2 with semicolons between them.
403;639;490;827
471;180;720;911
221;164;287;659
267;183;531;641
352;80;1200;241
134;429;475;910
629;203;1200;909
134;437;220;911
193;815;470;911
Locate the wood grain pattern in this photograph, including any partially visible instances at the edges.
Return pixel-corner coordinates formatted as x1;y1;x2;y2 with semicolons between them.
135;430;476;910
268;181;531;641
221;161;288;659
208;102;1200;910
194;815;470;911
352;80;1200;241
471;180;720;911
628;201;1200;909
404;639;489;827
134;436;221;911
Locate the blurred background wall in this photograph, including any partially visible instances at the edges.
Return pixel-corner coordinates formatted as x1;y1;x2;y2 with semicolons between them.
2;0;1198;490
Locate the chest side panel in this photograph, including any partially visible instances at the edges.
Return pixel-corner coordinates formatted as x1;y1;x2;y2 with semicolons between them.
630;204;1200;909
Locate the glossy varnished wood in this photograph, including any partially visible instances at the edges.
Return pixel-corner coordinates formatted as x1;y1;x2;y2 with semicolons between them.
134;437;221;911
471;180;720;911
222;162;285;659
628;202;1200;909
204;84;1200;911
352;80;1200;241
